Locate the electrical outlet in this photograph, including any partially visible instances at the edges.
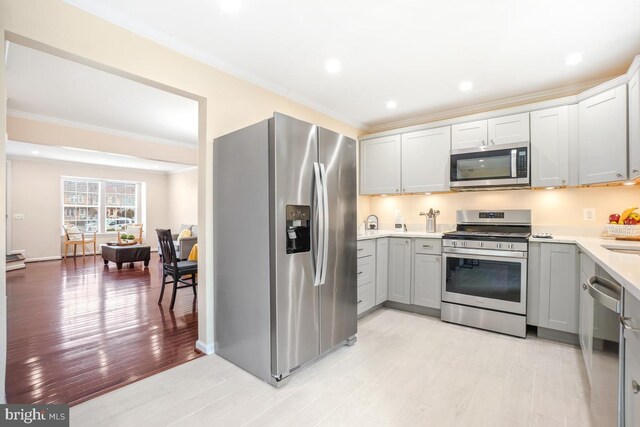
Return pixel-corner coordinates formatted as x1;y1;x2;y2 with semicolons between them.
583;208;596;221
12;213;25;220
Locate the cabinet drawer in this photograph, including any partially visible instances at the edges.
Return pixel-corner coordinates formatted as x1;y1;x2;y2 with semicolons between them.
357;282;375;315
414;238;441;255
357;255;375;286
357;239;375;258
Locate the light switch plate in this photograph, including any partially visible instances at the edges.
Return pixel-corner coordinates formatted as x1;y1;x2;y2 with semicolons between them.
583;208;596;221
13;213;25;220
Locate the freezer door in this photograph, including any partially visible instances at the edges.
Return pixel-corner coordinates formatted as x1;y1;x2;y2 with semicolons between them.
318;127;358;353
270;113;321;378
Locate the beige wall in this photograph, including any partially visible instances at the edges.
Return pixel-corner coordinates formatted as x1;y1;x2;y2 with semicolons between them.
365;186;640;234
9;157;171;259
8;116;198;165
0;0;363;375
167;168;198;231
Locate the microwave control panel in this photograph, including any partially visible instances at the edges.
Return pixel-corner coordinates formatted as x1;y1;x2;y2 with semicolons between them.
516;148;528;178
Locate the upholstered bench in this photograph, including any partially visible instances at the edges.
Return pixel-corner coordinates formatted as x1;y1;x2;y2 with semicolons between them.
101;244;151;270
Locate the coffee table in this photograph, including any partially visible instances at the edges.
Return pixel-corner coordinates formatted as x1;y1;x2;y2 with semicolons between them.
101;244;151;269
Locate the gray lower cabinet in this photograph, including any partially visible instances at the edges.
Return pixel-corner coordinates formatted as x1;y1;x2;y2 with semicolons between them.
375;238;389;304
388;238;411;304
527;242;541;326
357;240;376;315
578;252;595;382
624;290;640;426
538;243;579;333
412;253;441;308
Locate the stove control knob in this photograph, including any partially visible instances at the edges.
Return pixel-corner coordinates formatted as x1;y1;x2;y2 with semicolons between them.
497;243;502;249
452;241;457;247
462;241;467;247
479;242;484;248
508;243;514;249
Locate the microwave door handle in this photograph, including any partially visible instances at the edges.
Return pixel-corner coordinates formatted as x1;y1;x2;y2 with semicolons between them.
511;149;517;178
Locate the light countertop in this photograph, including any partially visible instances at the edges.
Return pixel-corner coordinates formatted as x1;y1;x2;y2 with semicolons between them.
361;230;640;301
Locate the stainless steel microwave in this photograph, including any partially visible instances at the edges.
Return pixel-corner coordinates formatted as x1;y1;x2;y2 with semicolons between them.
449;142;530;189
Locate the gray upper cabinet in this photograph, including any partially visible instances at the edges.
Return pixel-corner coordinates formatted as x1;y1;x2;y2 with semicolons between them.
487;113;530;146
538;243;579;333
451;120;488;150
401;127;451;193
360;135;401;195
388;238;411;304
578;85;628;184
375;238;389;305
629;68;640;179
412;253;441;309
530;106;571;188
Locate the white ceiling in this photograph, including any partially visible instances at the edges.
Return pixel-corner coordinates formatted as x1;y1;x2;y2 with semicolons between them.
5;42;199;145
62;0;640;129
6;140;194;173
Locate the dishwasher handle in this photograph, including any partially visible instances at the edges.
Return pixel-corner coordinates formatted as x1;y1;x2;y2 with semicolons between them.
587;276;621;314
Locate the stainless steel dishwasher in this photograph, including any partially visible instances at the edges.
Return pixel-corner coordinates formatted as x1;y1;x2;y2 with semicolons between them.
587;268;623;427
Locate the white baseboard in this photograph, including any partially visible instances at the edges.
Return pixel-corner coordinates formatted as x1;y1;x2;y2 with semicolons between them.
196;340;215;355
25;256;62;263
6;263;26;271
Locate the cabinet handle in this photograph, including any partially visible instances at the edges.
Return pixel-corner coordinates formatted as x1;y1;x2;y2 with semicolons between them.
633;380;640;395
422;245;433;248
357;271;364;275
491;139;494;144
582;283;587;290
481;140;485;145
616;173;623;178
396;188;399;192
633;168;639;173
357;299;363;304
357;248;364;252
620;316;640;332
403;188;406;192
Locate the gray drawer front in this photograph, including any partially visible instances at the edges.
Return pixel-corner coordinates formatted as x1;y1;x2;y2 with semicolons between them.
357;255;375;286
414;238;442;255
357;282;375;314
357;239;375;258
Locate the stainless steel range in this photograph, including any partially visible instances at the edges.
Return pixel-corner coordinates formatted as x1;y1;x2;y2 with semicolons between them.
441;209;531;337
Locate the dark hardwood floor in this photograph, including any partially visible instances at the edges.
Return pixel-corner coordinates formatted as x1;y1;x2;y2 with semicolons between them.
6;253;201;405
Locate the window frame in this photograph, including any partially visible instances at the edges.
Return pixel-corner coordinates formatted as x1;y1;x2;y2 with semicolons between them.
61;176;141;235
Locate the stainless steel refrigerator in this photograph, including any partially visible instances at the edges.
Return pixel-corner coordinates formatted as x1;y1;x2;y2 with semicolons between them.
213;112;357;386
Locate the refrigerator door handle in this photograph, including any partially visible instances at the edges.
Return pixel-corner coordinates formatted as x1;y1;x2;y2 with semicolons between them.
319;163;329;285
313;162;324;286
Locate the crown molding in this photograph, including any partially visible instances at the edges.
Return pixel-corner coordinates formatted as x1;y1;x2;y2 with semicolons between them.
7;109;198;149
62;0;367;131
363;77;613;138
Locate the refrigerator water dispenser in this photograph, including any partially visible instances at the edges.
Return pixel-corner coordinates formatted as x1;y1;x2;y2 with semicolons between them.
286;204;311;254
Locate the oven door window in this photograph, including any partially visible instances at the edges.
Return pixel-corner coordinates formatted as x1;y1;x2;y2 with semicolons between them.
451;151;513;181
444;256;522;302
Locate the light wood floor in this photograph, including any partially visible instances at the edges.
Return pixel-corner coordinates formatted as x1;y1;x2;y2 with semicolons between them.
71;308;595;426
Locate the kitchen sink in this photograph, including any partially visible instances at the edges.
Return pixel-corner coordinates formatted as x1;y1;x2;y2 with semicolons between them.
602;245;640;255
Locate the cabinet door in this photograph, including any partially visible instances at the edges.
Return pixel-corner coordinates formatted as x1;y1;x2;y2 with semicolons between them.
530;106;570;187
578;269;593;383
629;69;640;179
360;135;401;195
538;243;579;333
388;238;411;304
625;291;640;427
451;120;488;150
375;238;389;304
401;127;451;193
487;113;530;146
527;242;541;326
412;254;441;309
578;85;628;184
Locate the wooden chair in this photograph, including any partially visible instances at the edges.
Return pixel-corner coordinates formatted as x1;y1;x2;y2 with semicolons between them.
117;224;144;244
156;228;197;310
63;225;97;258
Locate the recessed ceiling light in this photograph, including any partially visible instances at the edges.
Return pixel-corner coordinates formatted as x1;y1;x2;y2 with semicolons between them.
219;0;242;14
31;150;39;155
386;100;397;109
325;58;341;74
623;181;636;186
153;165;160;169
459;81;473;92
424;193;431;195
381;194;388;197
545;187;556;190
565;53;583;66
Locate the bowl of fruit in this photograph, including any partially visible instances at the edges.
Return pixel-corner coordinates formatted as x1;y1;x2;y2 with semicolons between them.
605;207;640;238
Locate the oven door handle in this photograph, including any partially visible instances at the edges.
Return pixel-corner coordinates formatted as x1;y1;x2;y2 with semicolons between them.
443;247;527;259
